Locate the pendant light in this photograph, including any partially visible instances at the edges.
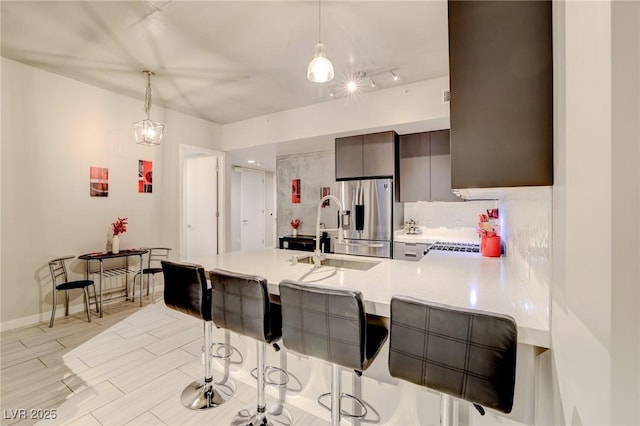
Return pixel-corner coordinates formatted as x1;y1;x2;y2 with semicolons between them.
307;0;334;83
133;70;165;146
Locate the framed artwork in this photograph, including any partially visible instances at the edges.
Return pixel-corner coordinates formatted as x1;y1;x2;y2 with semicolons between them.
292;179;300;203
138;160;153;193
321;187;330;207
90;166;109;197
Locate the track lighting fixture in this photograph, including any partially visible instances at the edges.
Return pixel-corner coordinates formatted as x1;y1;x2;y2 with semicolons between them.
328;70;400;98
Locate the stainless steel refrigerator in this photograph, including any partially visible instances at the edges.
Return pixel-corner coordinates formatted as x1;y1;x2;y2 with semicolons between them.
333;178;403;258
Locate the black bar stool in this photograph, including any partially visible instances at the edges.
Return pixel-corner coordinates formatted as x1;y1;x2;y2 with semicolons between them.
388;295;518;425
278;280;388;426
161;260;234;410
209;269;291;426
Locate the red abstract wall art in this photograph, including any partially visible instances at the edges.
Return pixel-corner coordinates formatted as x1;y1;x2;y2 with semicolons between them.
138;160;153;193
292;179;301;203
90;166;109;197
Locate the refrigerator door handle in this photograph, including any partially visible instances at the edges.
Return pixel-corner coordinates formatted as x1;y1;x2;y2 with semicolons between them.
341;241;385;248
355;205;365;231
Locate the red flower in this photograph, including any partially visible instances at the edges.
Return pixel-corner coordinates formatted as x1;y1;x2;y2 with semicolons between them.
289;218;301;229
112;217;128;236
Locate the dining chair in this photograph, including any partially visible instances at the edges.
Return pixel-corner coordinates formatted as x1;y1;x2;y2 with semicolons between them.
132;247;171;306
48;256;97;328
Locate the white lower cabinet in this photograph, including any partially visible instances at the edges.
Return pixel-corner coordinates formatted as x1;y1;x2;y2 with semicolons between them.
393;241;430;261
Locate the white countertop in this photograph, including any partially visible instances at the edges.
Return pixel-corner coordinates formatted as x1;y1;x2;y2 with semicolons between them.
189;248;549;348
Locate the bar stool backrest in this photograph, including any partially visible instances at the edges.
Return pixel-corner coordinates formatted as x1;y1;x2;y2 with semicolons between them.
389;295;517;414
279;280;366;371
161;260;211;321
209;268;280;344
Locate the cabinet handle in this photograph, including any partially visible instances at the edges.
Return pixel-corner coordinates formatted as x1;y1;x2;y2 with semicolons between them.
404;252;417;257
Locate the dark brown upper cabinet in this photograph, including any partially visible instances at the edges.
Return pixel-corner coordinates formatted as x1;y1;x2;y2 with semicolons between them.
335;131;397;180
399;130;460;202
448;0;553;188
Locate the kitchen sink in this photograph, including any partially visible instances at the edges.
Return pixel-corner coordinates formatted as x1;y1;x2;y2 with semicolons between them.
298;255;380;271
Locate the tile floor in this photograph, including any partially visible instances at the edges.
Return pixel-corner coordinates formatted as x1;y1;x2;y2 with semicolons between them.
0;297;328;426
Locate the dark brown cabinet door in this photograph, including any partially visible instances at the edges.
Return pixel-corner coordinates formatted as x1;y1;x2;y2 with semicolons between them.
335;135;363;180
399;130;460;202
448;0;553;188
399;133;430;202
336;131;396;180
363;131;395;178
430;130;459;202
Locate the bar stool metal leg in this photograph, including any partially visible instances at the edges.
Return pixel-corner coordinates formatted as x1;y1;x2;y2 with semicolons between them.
231;341;291;426
317;365;368;426
441;393;454;426
181;321;228;410
331;364;341;426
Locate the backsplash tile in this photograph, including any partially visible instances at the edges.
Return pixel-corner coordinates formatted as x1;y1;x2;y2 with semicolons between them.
498;187;552;291
404;200;498;229
405;188;552;293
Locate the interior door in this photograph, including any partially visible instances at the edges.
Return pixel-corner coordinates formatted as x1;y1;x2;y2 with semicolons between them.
185;155;218;259
240;169;265;250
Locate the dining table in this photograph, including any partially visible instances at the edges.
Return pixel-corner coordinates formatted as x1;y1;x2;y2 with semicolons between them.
78;249;148;317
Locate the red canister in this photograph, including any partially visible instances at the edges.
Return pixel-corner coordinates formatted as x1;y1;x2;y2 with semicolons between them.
481;235;501;257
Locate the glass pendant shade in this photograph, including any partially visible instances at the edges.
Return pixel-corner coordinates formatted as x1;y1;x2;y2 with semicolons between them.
133;70;165;146
307;42;334;83
134;119;165;146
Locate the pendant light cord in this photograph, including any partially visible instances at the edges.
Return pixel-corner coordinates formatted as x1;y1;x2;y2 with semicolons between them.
317;0;321;43
143;71;153;119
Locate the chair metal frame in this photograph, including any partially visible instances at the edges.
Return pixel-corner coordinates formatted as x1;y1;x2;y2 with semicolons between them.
133;247;171;306
48;256;97;328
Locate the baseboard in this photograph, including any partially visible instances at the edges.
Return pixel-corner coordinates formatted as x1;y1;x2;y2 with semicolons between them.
0;303;89;332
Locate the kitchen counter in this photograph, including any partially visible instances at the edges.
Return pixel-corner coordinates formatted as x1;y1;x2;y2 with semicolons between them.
190;247;549;348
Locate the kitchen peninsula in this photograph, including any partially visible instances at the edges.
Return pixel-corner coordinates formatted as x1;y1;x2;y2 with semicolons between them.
190;247;549;348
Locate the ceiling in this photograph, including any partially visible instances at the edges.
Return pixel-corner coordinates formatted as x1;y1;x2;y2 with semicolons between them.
0;1;450;126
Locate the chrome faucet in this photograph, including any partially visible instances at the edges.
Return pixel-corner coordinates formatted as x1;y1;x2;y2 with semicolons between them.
314;195;344;268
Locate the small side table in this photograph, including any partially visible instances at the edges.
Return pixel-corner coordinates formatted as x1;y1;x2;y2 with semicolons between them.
79;249;148;317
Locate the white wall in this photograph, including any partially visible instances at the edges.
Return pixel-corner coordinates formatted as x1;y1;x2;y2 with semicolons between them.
221;76;450;151
552;1;640;425
0;58;222;327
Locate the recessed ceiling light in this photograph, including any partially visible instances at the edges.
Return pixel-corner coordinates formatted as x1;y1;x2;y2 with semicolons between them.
247;160;256;164
347;80;358;92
